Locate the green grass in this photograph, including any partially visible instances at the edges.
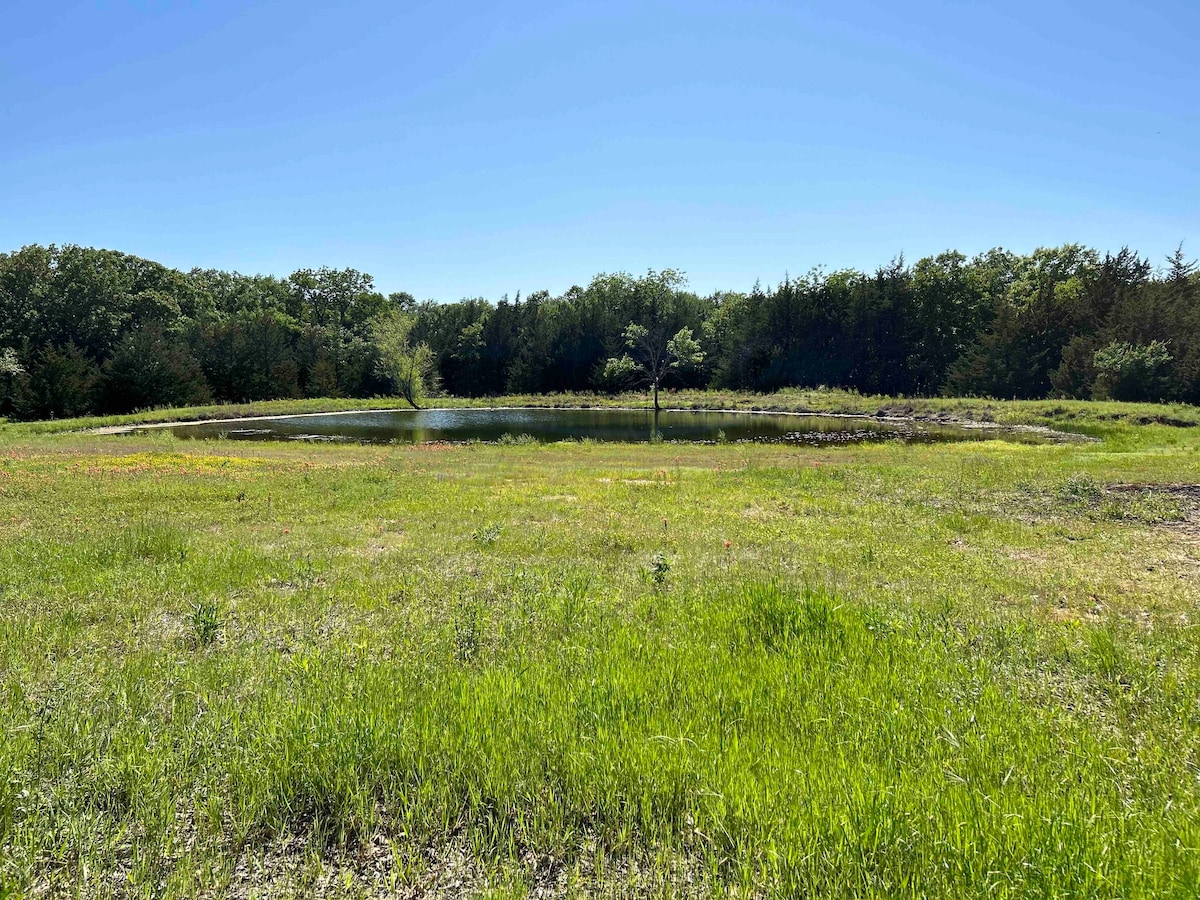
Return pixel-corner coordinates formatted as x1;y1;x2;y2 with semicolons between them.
1;392;1199;897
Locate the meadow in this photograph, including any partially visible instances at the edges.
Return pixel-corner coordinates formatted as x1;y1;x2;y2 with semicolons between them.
1;391;1198;898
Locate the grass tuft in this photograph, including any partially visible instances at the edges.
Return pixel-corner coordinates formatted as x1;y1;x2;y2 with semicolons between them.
740;582;843;651
108;520;191;564
187;599;223;648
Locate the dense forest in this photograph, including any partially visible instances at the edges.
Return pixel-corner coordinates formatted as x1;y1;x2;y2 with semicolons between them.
0;242;1197;420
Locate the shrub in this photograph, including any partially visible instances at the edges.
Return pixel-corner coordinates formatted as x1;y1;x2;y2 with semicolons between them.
1092;340;1173;402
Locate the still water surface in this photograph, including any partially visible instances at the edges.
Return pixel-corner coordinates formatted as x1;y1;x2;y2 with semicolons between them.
164;407;1048;446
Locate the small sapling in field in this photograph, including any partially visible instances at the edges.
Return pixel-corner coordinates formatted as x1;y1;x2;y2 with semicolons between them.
648;551;671;587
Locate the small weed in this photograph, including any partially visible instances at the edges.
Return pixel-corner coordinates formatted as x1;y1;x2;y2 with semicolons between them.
1058;473;1102;505
451;603;483;663
472;524;503;546
558;572;591;633
188;599;223;648
294;555;321;588
648;551;671;587
1084;627;1133;690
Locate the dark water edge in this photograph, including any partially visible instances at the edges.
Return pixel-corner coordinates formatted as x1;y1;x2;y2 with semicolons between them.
158;407;1053;446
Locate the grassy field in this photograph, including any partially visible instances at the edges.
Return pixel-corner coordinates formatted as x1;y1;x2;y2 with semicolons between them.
1;392;1199;897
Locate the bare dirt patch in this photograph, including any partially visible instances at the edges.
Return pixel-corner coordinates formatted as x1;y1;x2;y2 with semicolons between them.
1108;483;1200;500
1108;483;1200;536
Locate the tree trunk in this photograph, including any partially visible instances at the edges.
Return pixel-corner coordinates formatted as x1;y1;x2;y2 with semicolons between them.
403;354;422;409
652;379;659;412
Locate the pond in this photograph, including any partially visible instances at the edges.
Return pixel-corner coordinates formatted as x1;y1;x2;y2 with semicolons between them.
160;407;1052;446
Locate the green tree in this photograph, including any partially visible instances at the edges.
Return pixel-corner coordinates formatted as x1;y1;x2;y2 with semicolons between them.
1049;335;1100;398
1092;341;1173;401
100;325;211;413
19;343;100;419
603;323;704;410
372;308;436;408
0;347;26;416
908;252;989;394
192;313;300;402
287;267;386;332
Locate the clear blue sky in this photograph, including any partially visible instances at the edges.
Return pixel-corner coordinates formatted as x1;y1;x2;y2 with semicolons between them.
3;0;1196;299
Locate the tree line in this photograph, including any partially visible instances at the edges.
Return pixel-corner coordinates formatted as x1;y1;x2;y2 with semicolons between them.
0;242;1197;420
